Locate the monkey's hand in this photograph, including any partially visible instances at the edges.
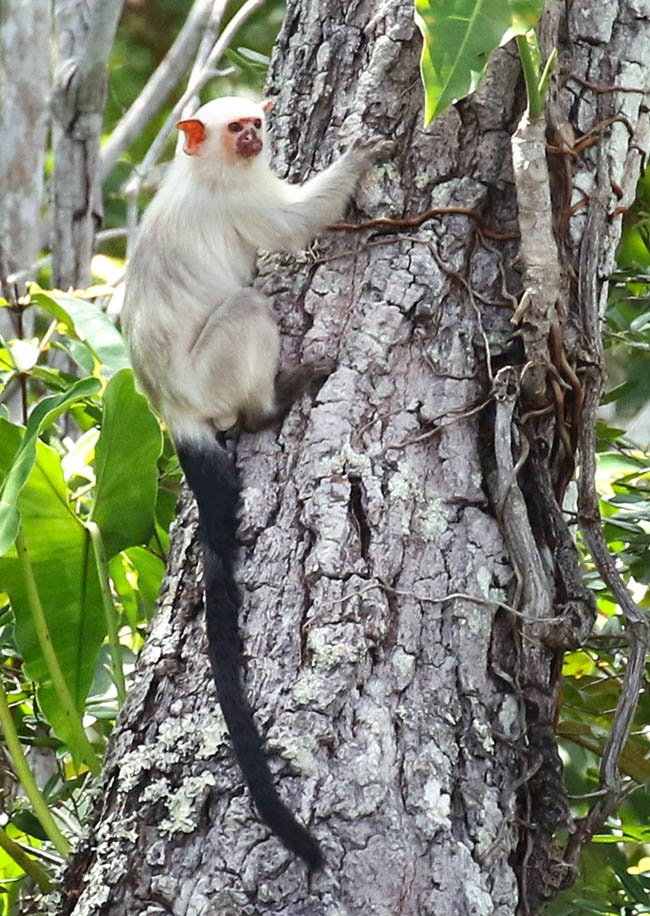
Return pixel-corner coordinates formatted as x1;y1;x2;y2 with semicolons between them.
347;136;395;163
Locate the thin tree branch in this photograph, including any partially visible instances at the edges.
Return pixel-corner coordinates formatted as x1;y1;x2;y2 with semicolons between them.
182;0;231;118
125;0;266;202
7;229;128;287
99;0;218;181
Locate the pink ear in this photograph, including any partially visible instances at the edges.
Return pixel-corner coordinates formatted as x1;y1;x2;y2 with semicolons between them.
176;119;206;156
262;100;274;114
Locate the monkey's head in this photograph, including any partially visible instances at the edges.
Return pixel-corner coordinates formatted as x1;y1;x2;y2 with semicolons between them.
176;96;273;168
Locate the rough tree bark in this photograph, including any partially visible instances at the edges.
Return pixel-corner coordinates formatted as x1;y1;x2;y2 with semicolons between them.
61;1;650;914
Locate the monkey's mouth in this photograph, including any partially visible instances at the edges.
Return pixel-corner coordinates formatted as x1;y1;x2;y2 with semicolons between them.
237;133;263;159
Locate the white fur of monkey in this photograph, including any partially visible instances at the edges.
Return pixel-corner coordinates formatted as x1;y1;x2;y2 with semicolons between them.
122;96;382;441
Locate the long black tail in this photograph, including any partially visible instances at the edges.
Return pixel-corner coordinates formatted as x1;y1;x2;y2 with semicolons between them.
175;437;322;870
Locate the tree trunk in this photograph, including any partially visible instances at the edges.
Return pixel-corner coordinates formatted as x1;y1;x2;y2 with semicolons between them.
0;0;51;275
0;0;51;416
61;1;650;914
51;0;123;289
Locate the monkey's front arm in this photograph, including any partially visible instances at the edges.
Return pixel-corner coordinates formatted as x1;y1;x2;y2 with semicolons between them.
233;140;387;252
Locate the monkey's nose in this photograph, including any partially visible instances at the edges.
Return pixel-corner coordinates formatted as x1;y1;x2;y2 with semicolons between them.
237;130;263;159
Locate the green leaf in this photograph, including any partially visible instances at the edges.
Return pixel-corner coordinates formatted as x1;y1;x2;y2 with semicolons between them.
110;544;166;633
109;554;140;631
224;46;271;73
90;369;162;559
30;289;130;377
123;547;165;622
596;420;627;445
30;365;81;394
10;811;48;843
598;451;646;474
591;834;641;844
602;825;650;844
600;379;640;405
563;650;596;678
415;0;545;124
617;869;650;905
0;428;105;749
0;378;101;556
558;720;650;784
50;339;96;376
0;505;20;567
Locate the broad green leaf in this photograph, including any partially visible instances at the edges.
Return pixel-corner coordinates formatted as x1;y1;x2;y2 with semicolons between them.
123;546;165;622
598;451;647;474
617;870;650;906
109;553;140;631
30;365;82;394
415;0;545;124
11;811;48;843
602;825;650;844
52;338;96;376
0;824;25;892
601;379;641;405
155;478;180;554
90;369;162;559
595;420;626;445
30;288;130;377
0;428;105;750
0;378;100;556
558;720;650;784
562;650;596;678
0;424;22;563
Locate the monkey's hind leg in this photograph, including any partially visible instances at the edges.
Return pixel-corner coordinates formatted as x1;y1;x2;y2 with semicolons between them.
241;359;335;432
275;359;336;410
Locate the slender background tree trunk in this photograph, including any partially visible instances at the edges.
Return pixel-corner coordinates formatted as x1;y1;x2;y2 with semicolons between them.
51;0;123;289
0;0;51;418
61;1;650;914
0;0;51;275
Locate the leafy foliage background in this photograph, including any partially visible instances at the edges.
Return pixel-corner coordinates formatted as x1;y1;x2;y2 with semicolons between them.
547;208;650;915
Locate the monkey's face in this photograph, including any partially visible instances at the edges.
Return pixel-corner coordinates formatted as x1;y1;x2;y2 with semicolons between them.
224;117;264;161
176;97;271;168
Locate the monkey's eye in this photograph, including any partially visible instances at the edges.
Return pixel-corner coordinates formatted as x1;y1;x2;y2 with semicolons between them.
253;118;262;130
228;121;243;133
